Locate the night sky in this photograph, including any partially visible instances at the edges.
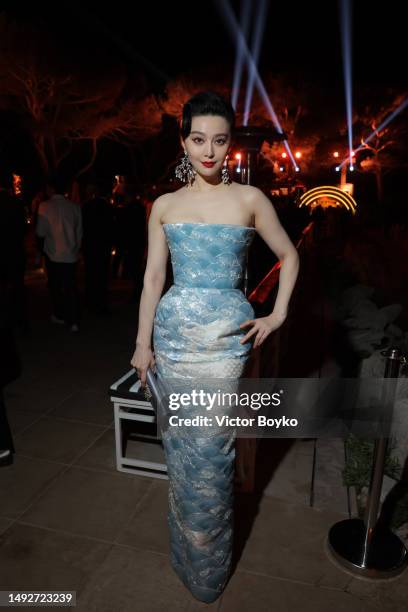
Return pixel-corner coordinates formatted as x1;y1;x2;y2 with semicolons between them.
3;1;406;91
1;0;406;185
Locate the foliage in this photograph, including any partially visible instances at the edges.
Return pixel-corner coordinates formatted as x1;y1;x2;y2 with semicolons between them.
343;434;401;491
0;13;161;177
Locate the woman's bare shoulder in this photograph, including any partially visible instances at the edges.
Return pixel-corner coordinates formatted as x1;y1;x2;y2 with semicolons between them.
155;187;187;204
228;183;263;218
228;182;259;203
150;192;173;215
232;182;261;197
152;191;174;204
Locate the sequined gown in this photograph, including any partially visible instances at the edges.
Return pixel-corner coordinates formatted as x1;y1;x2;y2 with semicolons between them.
153;222;256;603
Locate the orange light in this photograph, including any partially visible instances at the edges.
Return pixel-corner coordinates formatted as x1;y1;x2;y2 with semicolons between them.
13;173;22;196
299;186;357;214
333;151;339;158
295;151;302;159
235;153;241;160
281;152;287;158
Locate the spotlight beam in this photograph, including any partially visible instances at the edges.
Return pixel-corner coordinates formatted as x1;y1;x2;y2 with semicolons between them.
339;0;354;169
338;96;408;169
232;0;252;111
244;0;269;125
216;0;298;169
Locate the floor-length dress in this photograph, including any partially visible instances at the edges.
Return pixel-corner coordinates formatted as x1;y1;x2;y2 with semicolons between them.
153;222;256;603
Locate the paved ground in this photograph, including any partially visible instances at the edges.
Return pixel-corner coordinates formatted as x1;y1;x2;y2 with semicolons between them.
0;263;407;611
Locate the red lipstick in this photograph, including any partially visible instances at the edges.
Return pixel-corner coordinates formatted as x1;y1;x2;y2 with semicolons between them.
202;161;216;167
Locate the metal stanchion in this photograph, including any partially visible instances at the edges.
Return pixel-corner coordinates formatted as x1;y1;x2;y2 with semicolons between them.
326;347;408;578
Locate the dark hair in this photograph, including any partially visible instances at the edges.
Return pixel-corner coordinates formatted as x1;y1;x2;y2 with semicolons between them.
180;90;235;140
46;173;68;194
85;178;113;199
96;179;114;199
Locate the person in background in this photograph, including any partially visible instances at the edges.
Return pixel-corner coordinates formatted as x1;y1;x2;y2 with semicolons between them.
111;198;127;280
0;172;29;332
81;180;115;315
0;177;23;467
32;186;47;269
35;174;83;333
0;334;19;467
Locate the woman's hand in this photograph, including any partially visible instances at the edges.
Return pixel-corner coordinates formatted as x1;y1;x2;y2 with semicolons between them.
239;312;287;349
130;343;155;387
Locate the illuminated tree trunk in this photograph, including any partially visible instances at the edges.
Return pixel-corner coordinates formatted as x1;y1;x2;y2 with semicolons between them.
74;138;97;179
33;133;50;175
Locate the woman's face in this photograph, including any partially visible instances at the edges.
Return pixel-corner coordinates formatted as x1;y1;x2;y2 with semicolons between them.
183;115;231;178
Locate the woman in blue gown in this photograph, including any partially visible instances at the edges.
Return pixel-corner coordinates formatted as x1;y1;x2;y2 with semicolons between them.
131;91;299;603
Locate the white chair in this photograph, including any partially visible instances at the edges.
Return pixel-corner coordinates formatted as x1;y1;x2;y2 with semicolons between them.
109;369;168;479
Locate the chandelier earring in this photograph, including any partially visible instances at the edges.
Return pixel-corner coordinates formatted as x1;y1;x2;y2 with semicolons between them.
221;157;232;184
175;150;197;186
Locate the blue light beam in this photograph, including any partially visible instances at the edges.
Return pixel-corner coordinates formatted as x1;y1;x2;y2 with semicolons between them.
216;0;298;169
338;96;408;169
339;0;354;168
243;0;269;125
232;0;252;111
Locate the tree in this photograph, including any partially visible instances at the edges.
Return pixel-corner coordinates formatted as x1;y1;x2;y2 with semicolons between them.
352;93;408;202
0;13;163;178
237;73;319;178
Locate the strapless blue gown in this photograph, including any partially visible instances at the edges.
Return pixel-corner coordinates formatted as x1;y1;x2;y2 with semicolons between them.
153;222;256;603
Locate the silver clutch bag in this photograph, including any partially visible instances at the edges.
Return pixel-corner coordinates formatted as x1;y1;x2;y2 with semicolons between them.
144;367;166;412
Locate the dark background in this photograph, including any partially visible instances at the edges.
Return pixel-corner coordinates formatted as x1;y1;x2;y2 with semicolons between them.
3;1;405;90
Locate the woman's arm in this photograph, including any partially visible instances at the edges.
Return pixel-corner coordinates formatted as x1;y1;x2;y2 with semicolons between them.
135;195;170;349
240;187;300;348
252;187;299;318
